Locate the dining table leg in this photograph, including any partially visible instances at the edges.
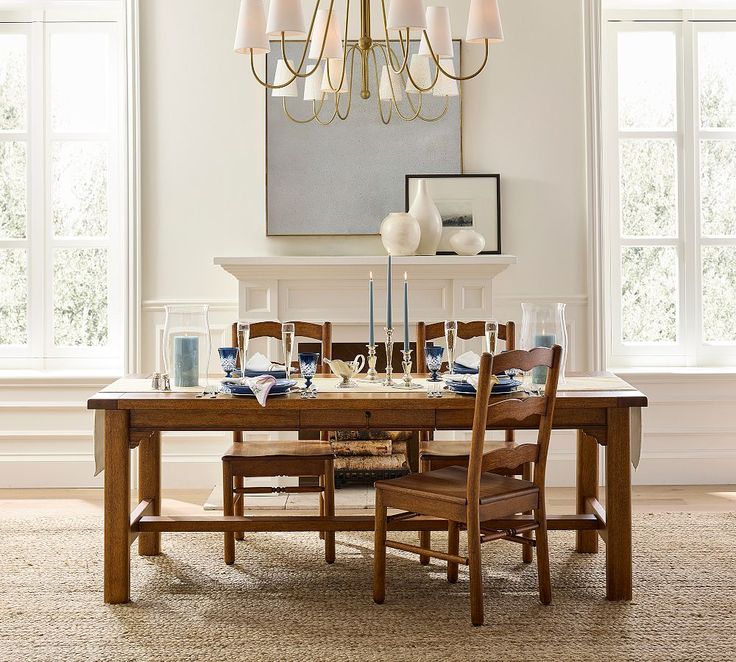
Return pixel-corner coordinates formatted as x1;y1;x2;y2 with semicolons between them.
576;429;599;554
138;431;161;556
605;407;633;601
104;410;131;604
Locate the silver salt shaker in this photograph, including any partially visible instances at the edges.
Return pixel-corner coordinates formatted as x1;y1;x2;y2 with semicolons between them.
151;372;161;390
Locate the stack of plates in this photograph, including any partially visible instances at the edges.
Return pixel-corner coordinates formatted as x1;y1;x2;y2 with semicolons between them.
445;375;521;395
229;368;289;379
452;362;478;374
221;378;297;397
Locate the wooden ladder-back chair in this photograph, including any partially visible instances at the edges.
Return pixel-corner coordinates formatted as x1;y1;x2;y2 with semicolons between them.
222;321;334;565
415;321;533;563
373;346;563;626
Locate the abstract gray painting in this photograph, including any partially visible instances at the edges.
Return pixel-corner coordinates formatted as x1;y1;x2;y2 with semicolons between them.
266;40;462;236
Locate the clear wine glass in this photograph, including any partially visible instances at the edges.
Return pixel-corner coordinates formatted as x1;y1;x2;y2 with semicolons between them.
444;320;457;375
281;322;295;380
485;320;498;355
236;321;250;375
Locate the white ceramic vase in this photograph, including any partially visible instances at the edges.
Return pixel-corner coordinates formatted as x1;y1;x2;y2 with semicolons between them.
449;229;486;256
380;212;421;256
409;179;442;256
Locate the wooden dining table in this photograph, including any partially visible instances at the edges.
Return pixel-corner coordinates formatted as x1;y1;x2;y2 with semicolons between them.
88;373;647;605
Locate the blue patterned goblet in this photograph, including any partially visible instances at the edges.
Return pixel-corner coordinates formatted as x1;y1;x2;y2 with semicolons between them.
218;347;239;378
424;345;444;382
298;352;320;391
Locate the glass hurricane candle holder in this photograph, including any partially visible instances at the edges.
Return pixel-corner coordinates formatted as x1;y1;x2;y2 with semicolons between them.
163;304;211;389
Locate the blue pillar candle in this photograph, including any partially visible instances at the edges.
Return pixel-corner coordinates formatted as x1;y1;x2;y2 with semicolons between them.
174;335;199;387
403;272;410;351
386;255;393;329
532;333;555;384
369;272;375;345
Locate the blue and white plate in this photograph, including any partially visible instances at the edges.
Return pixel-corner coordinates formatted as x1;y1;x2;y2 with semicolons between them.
445;375;521;395
452;362;479;375
227;368;289;380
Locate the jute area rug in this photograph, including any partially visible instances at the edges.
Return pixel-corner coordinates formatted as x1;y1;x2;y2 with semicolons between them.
0;512;734;662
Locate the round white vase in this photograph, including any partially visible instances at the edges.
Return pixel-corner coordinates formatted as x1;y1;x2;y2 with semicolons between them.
380;212;421;256
449;229;486;256
409;179;442;256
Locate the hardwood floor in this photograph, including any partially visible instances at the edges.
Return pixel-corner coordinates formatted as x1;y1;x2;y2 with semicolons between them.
0;485;733;517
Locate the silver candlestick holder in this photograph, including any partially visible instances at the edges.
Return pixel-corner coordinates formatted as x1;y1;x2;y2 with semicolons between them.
383;327;395;386
365;344;379;381
393;349;423;390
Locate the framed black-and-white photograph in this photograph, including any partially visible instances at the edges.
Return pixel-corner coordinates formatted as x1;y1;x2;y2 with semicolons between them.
405;174;501;254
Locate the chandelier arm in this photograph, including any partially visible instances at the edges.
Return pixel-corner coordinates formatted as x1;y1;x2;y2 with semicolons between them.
334;47;357;120
378;0;410;75
314;94;340;125
250;50;300;89
369;46;392;124
422;32;490;81
325;22;354;93
417;94;450;122
280;0;332;78
282;95;328;123
374;43;423;121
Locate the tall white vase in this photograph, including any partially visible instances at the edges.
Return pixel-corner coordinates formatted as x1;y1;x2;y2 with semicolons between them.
409;179;442;256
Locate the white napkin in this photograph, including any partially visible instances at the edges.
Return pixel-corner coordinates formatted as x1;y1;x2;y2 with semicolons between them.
244;352;274;371
455;351;481;369
244;374;277;406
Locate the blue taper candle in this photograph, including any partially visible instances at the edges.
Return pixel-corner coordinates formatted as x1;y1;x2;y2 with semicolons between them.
369;272;375;345
386;255;393;329
403;272;409;351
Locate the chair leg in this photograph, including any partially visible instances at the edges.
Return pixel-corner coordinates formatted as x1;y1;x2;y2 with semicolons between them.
223;462;235;565
323;459;335;564
418;457;431;565
319;474;325;541
373;489;387;604
467;514;484;626
447;520;459;583
234;475;245;541
535;503;552;605
522;463;533;564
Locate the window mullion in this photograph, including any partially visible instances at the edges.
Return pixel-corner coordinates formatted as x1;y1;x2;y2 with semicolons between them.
28;20;45;363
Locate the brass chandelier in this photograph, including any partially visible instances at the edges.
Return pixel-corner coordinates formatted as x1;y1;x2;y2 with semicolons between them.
233;0;504;125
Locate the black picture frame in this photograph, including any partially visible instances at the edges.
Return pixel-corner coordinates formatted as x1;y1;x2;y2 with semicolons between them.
404;174;502;255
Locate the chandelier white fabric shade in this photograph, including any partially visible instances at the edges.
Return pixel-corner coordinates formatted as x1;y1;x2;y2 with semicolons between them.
386;0;427;30
234;0;270;54
271;59;299;97
466;0;504;44
321;59;348;93
266;0;306;36
433;59;459;97
304;63;324;100
405;54;431;94
308;9;343;60
379;65;405;102
418;6;453;57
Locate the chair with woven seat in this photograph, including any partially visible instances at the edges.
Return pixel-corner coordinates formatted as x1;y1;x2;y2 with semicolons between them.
373;346;563;626
222;320;334;565
415;320;532;563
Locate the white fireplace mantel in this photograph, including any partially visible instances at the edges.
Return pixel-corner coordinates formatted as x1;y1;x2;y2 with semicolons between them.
214;255;517;337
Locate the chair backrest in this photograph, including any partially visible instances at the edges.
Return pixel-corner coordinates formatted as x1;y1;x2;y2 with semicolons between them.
415;320;515;372
230;321;332;368
465;347;563;504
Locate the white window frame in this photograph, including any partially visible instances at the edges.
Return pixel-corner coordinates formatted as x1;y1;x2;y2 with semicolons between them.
0;2;128;371
603;8;736;369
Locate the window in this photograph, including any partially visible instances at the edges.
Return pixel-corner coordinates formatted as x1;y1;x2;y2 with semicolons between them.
603;10;736;367
0;4;126;371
